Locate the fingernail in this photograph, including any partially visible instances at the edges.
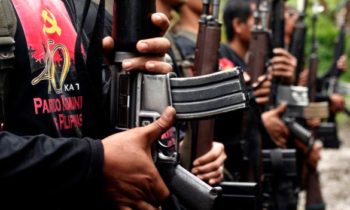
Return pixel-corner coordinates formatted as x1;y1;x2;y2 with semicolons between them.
209;180;215;185
154;13;162;21
122;60;132;70
138;42;149;52
163;106;175;119
192;168;198;174
193;160;199;166
146;62;156;69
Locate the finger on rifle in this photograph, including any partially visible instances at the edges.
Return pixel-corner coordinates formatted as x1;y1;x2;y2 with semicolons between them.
256;97;269;104
103;36;114;53
135;201;161;210
151;13;170;36
273;48;292;57
102;36;114;63
137;37;170;54
198;170;222;184
280;122;290;137
150;172;171;205
117;205;133;210
271;55;297;67
253;75;268;89
122;56;172;73
254;86;271;97
143;106;176;145
274;102;288;114
209;173;224;186
275;137;287;149
145;61;173;74
270;63;294;73
192;152;226;176
192;143;224;167
272;70;294;78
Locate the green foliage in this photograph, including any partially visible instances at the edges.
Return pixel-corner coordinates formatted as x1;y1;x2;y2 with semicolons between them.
290;0;350;80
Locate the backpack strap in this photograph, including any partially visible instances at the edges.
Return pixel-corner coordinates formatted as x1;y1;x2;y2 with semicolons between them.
0;0;17;130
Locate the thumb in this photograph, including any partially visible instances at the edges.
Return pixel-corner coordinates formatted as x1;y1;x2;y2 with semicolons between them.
275;102;287;115
143;106;176;145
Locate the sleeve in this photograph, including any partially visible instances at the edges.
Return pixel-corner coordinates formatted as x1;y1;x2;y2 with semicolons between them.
0;131;104;203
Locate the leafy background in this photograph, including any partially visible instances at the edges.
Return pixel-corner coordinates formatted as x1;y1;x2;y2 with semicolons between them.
219;0;349;79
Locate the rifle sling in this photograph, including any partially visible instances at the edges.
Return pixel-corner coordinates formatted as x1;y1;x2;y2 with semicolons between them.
0;0;16;130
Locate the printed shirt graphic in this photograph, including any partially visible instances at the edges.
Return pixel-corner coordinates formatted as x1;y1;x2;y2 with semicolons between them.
12;0;84;135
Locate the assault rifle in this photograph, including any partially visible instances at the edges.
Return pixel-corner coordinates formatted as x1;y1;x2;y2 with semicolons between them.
189;1;259;209
268;0;315;150
246;1;298;210
289;0;308;84
247;0;271;84
316;1;350;148
109;0;250;209
191;0;222;162
261;1;306;209
321;0;349;96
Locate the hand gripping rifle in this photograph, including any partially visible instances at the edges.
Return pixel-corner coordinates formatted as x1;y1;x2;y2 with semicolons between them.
190;0;222;166
247;0;272;84
109;0;249;209
315;0;346;148
302;2;328;204
267;0;316;151
261;1;307;209
189;1;259;209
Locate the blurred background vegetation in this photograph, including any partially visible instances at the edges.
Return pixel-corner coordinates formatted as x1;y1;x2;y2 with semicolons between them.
219;0;350;80
218;0;350;122
290;0;350;80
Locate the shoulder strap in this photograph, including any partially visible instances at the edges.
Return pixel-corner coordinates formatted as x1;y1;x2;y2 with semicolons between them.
0;0;17;130
171;30;197;77
0;0;16;69
175;28;197;43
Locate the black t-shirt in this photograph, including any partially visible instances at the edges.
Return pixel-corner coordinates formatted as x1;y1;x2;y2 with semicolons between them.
0;1;113;209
